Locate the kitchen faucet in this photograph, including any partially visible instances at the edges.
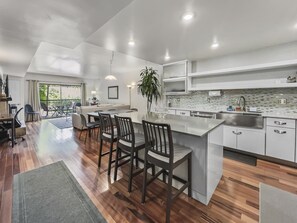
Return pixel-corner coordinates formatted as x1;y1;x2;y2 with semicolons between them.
237;96;246;111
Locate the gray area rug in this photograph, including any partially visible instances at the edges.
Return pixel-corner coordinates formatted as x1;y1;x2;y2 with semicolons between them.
48;118;73;129
13;161;107;223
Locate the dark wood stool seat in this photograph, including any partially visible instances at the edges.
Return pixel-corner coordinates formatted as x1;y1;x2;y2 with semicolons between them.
141;120;192;223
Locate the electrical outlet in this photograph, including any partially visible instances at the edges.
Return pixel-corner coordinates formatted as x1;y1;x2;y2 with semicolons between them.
278;99;287;104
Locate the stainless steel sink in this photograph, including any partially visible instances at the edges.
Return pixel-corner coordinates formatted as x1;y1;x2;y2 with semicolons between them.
216;111;264;129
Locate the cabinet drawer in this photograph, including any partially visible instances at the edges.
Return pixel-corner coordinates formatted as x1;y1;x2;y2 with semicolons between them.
266;126;295;162
167;109;176;115
175;110;190;116
267;118;295;129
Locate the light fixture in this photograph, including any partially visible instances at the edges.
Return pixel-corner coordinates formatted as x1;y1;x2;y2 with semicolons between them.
211;41;219;49
128;40;135;46
105;51;117;81
294;23;297;29
91;90;96;95
165;55;170;61
182;12;194;21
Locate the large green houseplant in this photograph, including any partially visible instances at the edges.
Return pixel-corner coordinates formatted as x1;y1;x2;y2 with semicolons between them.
137;67;161;112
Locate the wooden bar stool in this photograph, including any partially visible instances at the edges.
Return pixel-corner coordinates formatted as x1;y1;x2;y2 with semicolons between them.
113;115;146;192
141;120;192;223
98;113;117;175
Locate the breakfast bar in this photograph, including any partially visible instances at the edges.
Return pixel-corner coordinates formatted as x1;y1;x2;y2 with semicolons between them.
119;112;225;205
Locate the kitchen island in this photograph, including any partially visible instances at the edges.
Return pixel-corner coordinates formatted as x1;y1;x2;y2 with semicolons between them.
118;112;224;205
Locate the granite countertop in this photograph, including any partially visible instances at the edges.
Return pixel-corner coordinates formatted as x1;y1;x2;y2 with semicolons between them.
118;112;224;137
166;107;297;120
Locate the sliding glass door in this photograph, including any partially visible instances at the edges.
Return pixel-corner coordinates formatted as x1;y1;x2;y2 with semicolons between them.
39;83;81;109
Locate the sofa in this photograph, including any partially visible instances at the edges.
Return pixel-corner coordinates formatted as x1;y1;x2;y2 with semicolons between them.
72;104;130;129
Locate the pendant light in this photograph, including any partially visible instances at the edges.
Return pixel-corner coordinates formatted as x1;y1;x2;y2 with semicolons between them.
105;51;117;80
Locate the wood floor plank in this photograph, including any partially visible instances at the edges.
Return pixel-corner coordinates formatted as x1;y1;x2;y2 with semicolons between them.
0;120;297;222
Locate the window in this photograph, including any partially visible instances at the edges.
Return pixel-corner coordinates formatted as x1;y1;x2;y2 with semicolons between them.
39;83;81;108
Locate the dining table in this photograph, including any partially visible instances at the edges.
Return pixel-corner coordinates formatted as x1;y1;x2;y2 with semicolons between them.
87;109;134;122
0;114;15;148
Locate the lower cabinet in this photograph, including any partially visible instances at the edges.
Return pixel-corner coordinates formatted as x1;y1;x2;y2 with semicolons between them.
266;126;295;162
223;126;265;155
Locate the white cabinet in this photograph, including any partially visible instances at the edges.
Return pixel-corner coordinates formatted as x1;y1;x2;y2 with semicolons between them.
266;119;295;162
223;126;265;155
162;60;190;95
223;126;237;149
175;110;190;116
237;128;265;155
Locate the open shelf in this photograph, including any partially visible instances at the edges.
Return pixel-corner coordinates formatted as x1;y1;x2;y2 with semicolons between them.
189;59;297;78
188;78;297;91
163;77;186;82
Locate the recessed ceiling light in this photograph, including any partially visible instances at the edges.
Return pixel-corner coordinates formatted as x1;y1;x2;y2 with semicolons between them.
211;42;219;49
165;55;170;61
294;23;297;29
128;40;135;46
182;12;194;21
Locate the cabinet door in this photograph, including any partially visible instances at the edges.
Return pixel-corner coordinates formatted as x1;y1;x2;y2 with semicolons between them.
237;128;265;155
223;126;237;149
266;126;295;162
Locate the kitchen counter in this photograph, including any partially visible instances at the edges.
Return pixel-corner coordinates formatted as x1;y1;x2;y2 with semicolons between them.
166;107;297;120
118;112;224;137
118;111;224;205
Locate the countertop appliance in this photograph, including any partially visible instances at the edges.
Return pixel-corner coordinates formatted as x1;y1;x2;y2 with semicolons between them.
190;111;216;119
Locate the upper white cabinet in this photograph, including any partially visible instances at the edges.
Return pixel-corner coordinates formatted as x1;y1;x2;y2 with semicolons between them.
188;59;297;91
163;60;191;95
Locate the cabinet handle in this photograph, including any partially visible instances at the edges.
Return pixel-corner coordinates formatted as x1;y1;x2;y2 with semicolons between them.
232;131;242;135
274;121;287;125
274;129;286;134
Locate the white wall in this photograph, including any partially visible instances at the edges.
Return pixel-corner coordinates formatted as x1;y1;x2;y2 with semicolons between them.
98;61;163;114
193;41;297;72
8;75;25;120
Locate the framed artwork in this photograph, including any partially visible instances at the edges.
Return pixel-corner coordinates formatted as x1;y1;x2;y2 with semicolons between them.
108;86;119;99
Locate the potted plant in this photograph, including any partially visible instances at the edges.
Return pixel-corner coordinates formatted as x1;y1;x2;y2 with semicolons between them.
137;67;161;112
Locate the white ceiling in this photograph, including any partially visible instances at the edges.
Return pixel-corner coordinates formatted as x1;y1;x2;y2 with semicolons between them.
1;0;297;78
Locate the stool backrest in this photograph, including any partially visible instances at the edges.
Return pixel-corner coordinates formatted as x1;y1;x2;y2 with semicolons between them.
142;120;173;161
99;113;114;137
115;115;135;145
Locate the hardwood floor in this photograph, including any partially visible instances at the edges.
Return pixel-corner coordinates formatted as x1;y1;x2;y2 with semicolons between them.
1;120;297;222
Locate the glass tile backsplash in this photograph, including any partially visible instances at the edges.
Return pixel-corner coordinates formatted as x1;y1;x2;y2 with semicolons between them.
167;88;297;113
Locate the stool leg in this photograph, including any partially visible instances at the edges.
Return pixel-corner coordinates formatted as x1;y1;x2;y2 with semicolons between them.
188;154;192;197
98;138;103;168
114;147;120;181
107;141;114;175
135;150;139;169
128;149;135;192
141;158;148;203
166;169;173;223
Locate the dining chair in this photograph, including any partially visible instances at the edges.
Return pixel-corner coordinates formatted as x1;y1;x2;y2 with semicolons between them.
141;120;192;223
25;104;40;122
79;114;99;143
114;115;146;192
98;113;119;175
